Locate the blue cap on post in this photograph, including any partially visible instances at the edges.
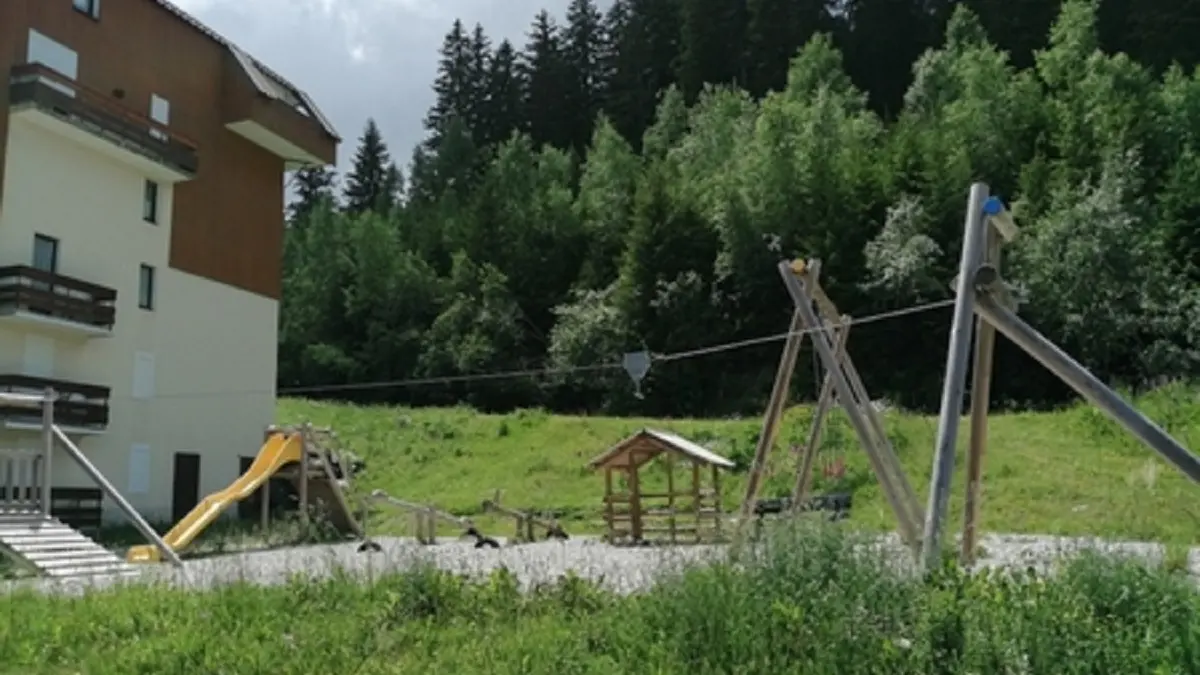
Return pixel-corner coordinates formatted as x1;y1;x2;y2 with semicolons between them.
982;196;1005;216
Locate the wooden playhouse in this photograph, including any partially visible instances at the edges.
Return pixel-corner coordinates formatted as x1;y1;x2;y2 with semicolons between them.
587;429;734;545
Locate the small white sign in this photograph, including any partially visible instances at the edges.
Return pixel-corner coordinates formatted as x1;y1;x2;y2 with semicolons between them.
128;444;150;495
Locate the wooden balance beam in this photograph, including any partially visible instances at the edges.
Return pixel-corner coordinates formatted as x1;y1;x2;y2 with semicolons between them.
480;490;569;544
357;489;499;551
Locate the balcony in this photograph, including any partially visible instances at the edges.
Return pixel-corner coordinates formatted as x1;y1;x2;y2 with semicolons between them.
0;375;109;434
0;266;116;338
8;63;198;182
221;50;337;168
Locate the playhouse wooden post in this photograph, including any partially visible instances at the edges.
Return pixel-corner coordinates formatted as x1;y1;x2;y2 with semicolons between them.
604;467;614;542
628;465;643;542
711;464;722;540
666;450;677;544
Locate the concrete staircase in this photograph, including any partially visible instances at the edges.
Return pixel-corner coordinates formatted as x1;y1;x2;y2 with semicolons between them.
0;510;138;579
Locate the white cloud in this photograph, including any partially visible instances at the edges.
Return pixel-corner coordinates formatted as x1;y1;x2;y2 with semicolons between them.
170;0;611;172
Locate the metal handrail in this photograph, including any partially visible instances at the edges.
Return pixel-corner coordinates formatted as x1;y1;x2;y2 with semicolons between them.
51;425;182;567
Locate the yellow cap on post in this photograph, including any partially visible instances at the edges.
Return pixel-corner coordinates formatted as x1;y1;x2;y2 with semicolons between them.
789;259;807;275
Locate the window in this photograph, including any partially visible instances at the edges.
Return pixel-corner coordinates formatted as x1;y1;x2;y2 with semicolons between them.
32;234;59;273
72;0;100;19
26;30;77;97
143;180;159;223
138;264;155;310
132;352;155;399
149;94;169;142
127;444;151;495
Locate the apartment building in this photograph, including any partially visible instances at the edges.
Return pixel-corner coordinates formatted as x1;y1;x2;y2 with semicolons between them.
0;0;338;525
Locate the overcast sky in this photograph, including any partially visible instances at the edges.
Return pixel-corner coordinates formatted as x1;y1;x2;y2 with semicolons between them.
172;0;599;173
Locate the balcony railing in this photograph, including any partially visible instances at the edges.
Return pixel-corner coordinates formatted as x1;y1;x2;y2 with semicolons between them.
8;63;199;176
0;375;110;430
0;265;117;331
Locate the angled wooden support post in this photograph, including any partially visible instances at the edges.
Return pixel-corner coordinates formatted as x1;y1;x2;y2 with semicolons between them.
780;261;922;549
791;321;849;507
960;198;1016;565
806;282;924;525
973;289;1200;483
736;260;822;534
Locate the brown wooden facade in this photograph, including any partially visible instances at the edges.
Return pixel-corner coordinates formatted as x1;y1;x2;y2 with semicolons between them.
0;0;339;299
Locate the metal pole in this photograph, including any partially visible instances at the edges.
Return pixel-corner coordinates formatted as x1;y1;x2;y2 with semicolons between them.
41;388;54;518
974;293;1200;482
922;182;989;570
961;226;1001;564
51;425;183;566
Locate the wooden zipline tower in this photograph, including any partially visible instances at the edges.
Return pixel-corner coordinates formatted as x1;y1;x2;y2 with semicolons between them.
737;259;925;551
922;183;1200;570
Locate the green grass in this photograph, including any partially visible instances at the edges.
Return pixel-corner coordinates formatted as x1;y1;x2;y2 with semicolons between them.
279;381;1200;544
4;525;1200;673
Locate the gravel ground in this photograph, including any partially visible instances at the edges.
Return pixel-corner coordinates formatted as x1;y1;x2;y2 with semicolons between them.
1;532;1195;598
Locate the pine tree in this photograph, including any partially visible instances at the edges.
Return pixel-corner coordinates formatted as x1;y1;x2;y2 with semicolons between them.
424;20;473;147
287;166;336;227
563;0;606;153
465;23;493;145
596;0;629;109
841;0;947;116
676;0;749;102
522;11;573;149
378;162;403;213
480;39;526;148
342;119;394;215
606;0;683;147
745;0;831;97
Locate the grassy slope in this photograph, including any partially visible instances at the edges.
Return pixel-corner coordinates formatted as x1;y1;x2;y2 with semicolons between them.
278;385;1200;544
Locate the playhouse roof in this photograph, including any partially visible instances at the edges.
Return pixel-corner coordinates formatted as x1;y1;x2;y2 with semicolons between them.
587;428;736;470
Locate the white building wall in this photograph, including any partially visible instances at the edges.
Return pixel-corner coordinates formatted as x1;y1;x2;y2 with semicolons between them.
0;115;278;524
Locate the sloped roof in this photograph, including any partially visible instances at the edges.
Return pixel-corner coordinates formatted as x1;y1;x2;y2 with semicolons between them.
151;0;340;141
587;428;736;470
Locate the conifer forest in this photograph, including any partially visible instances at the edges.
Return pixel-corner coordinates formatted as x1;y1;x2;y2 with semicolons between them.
279;0;1200;417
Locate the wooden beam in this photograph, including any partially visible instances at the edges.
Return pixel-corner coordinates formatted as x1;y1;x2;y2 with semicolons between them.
792;321;849;506
961;224;1002;564
807;283;923;525
737;307;808;528
780;261;922;548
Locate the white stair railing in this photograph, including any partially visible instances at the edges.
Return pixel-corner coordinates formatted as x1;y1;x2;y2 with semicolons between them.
0;448;40;511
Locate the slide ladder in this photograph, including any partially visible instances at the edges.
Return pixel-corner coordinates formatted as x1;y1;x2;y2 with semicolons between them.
126;432;303;563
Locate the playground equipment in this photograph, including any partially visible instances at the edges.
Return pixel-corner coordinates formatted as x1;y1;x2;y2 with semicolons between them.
587;429;733;545
922;183;1200;569
126;423;364;563
357;489;498;550
0;387;177;577
481;490;570;543
738;259;925;553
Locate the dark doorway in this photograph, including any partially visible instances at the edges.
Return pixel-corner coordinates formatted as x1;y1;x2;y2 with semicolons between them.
236;456;297;521
171;452;201;522
237;456;260;520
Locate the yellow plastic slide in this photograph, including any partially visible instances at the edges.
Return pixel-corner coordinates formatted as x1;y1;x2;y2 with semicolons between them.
127;433;303;563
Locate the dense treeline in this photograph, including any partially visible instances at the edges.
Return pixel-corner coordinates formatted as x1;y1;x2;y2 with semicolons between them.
279;0;1200;416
